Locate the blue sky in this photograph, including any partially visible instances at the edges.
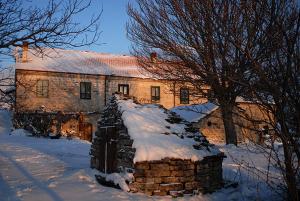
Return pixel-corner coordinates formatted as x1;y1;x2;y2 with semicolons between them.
0;0;134;67
86;0;133;54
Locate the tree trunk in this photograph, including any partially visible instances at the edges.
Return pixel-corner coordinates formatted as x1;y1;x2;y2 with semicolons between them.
220;104;238;145
280;115;299;201
283;140;299;201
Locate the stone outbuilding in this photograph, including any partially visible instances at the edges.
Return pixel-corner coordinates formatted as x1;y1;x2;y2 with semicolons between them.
90;94;225;196
171;98;273;144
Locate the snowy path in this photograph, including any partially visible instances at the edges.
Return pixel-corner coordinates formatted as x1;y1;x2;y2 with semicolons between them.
0;110;280;201
0;111;154;201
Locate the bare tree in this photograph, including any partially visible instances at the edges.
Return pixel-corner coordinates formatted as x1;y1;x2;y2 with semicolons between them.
237;1;300;200
128;0;299;199
0;66;15;107
0;0;101;55
127;0;262;145
0;0;102;107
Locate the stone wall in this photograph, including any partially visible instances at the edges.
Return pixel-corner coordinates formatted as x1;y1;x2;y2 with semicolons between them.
106;76;207;109
91;95;225;196
16;70;207;137
16;70;106;113
16;70;207;113
14;111;96;141
129;155;224;196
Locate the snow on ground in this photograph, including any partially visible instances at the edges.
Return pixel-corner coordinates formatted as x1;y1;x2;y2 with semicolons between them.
117;99;220;163
0;110;281;201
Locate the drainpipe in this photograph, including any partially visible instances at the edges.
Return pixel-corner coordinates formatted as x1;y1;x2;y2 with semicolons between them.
104;75;111;106
14;71;17;111
104;75;107;106
173;81;176;107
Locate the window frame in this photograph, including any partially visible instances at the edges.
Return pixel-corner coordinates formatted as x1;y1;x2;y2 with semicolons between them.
151;86;160;102
36;80;49;98
118;84;129;96
207;89;215;102
180;88;189;104
80;82;92;100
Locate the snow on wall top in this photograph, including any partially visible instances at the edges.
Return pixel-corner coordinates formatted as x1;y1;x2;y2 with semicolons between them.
16;48;153;79
117;97;220;163
171;102;219;123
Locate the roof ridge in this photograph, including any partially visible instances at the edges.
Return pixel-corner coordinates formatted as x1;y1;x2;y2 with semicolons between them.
34;47;133;58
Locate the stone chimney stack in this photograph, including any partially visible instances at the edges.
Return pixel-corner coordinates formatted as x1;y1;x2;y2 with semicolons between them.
22;41;29;63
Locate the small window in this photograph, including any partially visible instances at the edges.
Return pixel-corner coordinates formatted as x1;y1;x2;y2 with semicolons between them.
207;89;215;101
180;88;189;104
118;84;129;95
207;121;212;127
262;125;269;135
36;80;49;97
80;82;91;99
151;86;160;102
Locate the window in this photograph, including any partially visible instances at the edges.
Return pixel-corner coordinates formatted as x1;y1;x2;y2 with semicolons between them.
36;80;49;97
80;82;91;99
151;86;160;102
180;88;189;104
207;89;215;101
262;125;269;136
118;84;129;95
207;121;212;127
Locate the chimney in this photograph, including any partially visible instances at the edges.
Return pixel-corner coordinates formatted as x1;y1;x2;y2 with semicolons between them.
150;52;157;62
22;41;29;63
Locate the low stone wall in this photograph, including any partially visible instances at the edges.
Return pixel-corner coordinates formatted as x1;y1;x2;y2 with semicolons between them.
129;154;224;196
13;111;79;136
91;95;225;196
14;111;96;141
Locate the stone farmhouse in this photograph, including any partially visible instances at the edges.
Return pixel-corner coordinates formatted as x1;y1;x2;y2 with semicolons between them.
14;43;207;141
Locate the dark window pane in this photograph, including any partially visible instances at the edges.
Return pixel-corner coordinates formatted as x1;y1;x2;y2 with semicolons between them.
36;80;49;97
207;89;215;102
80;82;91;99
180;88;189;104
118;84;129;95
151;86;160;102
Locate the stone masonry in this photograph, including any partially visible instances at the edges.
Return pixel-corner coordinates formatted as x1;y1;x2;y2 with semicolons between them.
90;94;225;196
129;155;224;196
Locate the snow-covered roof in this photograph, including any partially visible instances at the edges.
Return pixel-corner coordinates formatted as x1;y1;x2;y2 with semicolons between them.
117;97;220;163
235;96;255;103
172;97;261;123
171;102;218;123
16;48;153;78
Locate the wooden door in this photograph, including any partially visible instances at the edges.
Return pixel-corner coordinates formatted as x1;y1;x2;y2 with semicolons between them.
98;126;118;174
79;122;93;142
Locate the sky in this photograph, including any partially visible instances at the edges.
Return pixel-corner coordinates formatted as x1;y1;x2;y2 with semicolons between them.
1;0;134;66
86;0;133;54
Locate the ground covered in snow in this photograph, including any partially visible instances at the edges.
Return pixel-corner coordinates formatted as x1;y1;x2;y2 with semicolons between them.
0;110;282;201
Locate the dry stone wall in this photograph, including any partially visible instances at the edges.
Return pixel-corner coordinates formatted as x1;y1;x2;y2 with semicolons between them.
90;94;225;196
129;155;224;196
